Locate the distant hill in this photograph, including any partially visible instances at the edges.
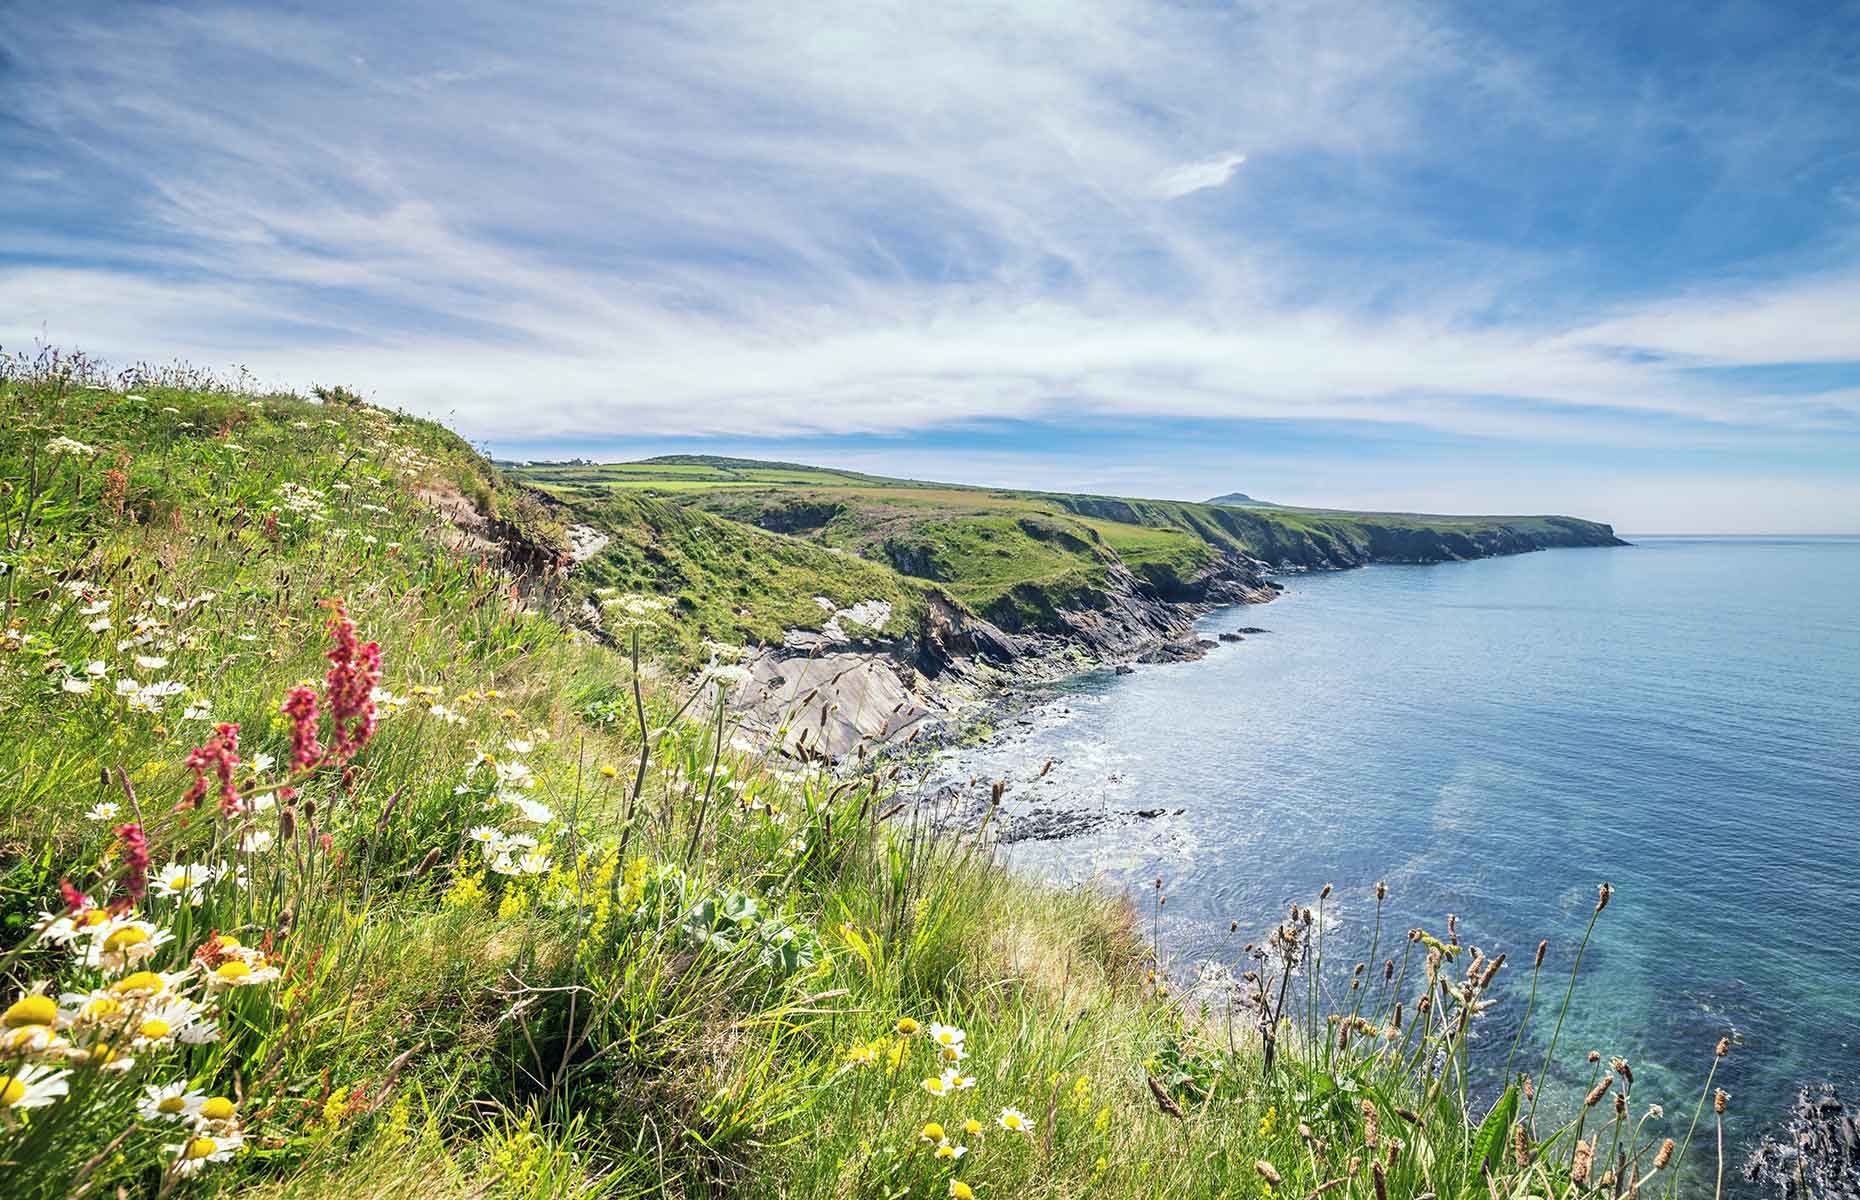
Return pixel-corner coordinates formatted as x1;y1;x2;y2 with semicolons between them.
1206;491;1270;507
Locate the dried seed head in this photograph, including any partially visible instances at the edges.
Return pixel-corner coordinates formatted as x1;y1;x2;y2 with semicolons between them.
1376;880;1387;901
1614;1091;1627;1118
1571;1137;1596;1185
1512;1121;1533;1166
1254;1160;1282;1187
1589;1050;1602;1063
1535;939;1548;968
990;779;1005;806
1361;1100;1380;1149
1596;882;1613;913
1715;1036;1730;1058
1714;1088;1729;1114
1320;883;1333;899
1230;920;1238;932
1585;1078;1612;1108
1371;1161;1388;1200
1653;1138;1675;1169
1384;959;1395;981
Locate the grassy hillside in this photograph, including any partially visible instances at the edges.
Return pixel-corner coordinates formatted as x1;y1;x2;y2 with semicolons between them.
519;457;1622;634
0;359;1718;1200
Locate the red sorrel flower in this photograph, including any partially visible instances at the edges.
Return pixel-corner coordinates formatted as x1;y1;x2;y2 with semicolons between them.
59;878;90;916
321;600;381;765
181;722;243;815
282;685;322;774
113;823;150;901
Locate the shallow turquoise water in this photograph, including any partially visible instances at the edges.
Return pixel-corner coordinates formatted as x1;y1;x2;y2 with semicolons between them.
931;537;1860;1182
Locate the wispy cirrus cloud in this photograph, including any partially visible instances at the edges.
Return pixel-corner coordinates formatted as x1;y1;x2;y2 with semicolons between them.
1;1;1858;530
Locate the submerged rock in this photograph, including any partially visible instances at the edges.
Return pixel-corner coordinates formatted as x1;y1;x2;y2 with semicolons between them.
1746;1085;1860;1198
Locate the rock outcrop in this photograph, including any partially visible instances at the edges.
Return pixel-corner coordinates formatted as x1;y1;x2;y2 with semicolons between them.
1746;1085;1860;1199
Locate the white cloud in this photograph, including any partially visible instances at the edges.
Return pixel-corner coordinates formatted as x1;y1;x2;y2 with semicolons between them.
0;0;1855;498
1152;152;1247;199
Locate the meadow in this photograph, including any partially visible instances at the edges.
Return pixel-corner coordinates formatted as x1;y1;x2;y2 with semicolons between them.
0;351;1727;1198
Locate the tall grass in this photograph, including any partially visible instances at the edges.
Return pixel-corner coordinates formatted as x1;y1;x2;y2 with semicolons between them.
0;352;1737;1199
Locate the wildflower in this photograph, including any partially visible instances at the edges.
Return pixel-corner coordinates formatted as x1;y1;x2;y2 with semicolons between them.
923;1074;953;1098
139;1082;207;1122
199;1095;238;1126
166;1130;242;1175
494;760;536;791
282;685;323;775
946;1070;976;1091
322;601;382;762
468;826;503;852
86;801;119;821
0;1064;70;1111
46;436;98;457
84;918;174;971
997;1107;1032;1133
517;850;553;876
934;1140;967;1161
135;654;170;671
180;723;242;815
599;764;619;779
38;905;113;945
949;1181;973;1200
151;862;215;904
847;1041;880;1067
962;1117;983;1137
896;1017;921;1037
920;1122;946;1143
207;950;281;988
88;616;112;633
512;797;555;824
939;1043;968;1064
238;829;274;854
62;677;94;694
108;969;185;998
928;1023;966;1052
3;994;58;1030
114;823;151;900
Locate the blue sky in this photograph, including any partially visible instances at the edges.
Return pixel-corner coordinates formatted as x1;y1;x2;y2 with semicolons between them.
4;2;1859;532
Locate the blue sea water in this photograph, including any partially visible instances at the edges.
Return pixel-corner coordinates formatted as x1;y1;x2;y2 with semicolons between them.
929;537;1860;1183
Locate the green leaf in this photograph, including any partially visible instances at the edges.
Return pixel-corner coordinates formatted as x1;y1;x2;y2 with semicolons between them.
1470;1081;1520;1186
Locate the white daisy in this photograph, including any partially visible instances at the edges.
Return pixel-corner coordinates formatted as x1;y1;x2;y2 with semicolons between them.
511;798;555;825
62;677;94;694
138;1081;207;1122
150;862;214;904
82;919;175;971
517;850;553;876
928;1023;966;1051
134;655;169;670
85;801;119;821
997;1106;1033;1132
166;1129;242;1175
0;1064;70;1111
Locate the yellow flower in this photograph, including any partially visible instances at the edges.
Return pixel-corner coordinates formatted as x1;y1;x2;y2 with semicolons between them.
919;1122;945;1143
962;1117;983;1137
1095;1156;1109;1172
922;1075;951;1098
2;994;57;1028
895;1017;921;1037
949;1182;974;1200
201;1095;237;1124
599;765;618;778
1259;1104;1278;1137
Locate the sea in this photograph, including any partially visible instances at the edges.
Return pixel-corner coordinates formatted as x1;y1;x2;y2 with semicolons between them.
924;536;1860;1189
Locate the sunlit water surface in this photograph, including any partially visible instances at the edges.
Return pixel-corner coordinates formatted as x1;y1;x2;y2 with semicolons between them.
926;537;1860;1186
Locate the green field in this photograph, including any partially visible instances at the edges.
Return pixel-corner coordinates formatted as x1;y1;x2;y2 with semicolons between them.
517;455;1621;635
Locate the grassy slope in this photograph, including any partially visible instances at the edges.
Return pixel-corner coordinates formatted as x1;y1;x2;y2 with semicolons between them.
0;369;1708;1200
517;457;1619;633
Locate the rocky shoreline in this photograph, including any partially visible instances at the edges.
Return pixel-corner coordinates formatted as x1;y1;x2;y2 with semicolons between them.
730;534;1622;762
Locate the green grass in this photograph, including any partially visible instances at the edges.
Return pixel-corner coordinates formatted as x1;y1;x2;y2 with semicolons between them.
516;459;1619;637
0;353;1717;1200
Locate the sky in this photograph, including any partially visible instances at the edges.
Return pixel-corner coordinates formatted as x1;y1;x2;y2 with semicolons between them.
4;2;1859;533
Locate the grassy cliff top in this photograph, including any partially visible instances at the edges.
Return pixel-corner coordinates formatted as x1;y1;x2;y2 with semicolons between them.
0;359;1694;1200
519;458;1623;632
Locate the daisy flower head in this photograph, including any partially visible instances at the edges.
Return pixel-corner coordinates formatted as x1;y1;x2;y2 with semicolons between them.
198;1094;238;1127
895;1017;921;1037
0;1064;70;1111
962;1117;984;1137
3;992;58;1031
467;825;503;853
60;988;126;1026
83;918;174;971
947;1069;976;1091
934;1140;967;1161
167;1129;242;1176
517;850;553;876
919;1121;946;1143
207;949;281;989
150;862;214;905
939;1042;968;1064
997;1107;1033;1133
1;1023;67;1057
922;1073;952;1098
511;798;555;825
139;1081;207;1122
107;969;185;999
928;1023;965;1051
85;801;119;821
38;905;113;945
62;677;94;694
949;1181;974;1200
